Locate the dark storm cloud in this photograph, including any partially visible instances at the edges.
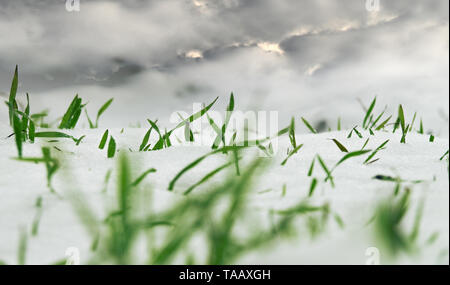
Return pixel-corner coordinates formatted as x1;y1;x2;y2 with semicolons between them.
0;0;447;90
0;0;447;135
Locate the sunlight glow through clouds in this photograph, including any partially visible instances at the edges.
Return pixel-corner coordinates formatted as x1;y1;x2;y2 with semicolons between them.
185;50;204;59
257;42;284;55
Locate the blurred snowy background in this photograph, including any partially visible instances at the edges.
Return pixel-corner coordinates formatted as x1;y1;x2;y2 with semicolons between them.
0;0;448;135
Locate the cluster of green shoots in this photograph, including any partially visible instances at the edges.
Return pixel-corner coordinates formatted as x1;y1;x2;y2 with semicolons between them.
4;66;448;265
6;66;114;191
52;154;334;265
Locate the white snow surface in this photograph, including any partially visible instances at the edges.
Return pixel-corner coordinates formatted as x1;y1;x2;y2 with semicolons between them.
0;116;448;265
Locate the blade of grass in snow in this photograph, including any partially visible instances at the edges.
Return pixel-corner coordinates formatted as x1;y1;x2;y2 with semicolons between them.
207;113;222;149
131;168;157;187
375;115;392;131
274;201;327;215
102;169;112;193
363;96;376;129
353;126;363;138
364;140;389;164
373;190;421;256
171;97;219;133
59;95;83;129
329;139;348;152
334;149;371;169
13;113;23;158
21;93;30;141
75;135;85;146
168;145;248;191
347;128;353;138
418;119;424;134
220;93;234;147
440;150;449;161
28;120;35;143
361;138;370;150
281;144;304;166
370;106;387;130
31;196;43;236
35;131;81;143
108;136;116;158
301;117;317;134
256;141;273;157
398;105;406;132
8;65;19;126
288;117;297;148
139;128;152;151
316;155;335;187
307;158;315;177
333;213;345;229
232;146;240;175
409;199;425;243
398;105;408;143
99;129;109;149
17;227;27;265
85;109;95;129
281;184;287;197
308;178;318;197
409;112;417;132
95;98;113;127
184;161;235;195
42;147;59;193
234;125;290;148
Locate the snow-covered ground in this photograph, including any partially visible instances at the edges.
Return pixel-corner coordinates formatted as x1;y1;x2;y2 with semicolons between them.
0;108;448;264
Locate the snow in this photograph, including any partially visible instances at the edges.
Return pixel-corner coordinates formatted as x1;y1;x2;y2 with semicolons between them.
0;116;448;264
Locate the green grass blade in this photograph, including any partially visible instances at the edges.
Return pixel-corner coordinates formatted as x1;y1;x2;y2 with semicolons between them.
59;95;80;129
335;149;371;168
308;178;318;197
28;120;35;143
361;138;370;150
440;150;449;161
131;168;157;187
35;131;74;139
8;65;19;126
107;136;116;158
329;139;348;152
139;128;152;151
418;119;424;134
370;107;386;129
221;93;235;145
17;227;27;265
409;112;417;132
364;140;389;164
172;97;218;132
21;93;30;139
184;161;234;195
353;126;363;138
84;109;95;129
281;144;304;166
301;117;317;134
307;158;315;176
316;155;334;187
99;129;109;149
13;113;23;158
95;98;114;127
363;97;376;129
288;117;297;148
398;105;406;132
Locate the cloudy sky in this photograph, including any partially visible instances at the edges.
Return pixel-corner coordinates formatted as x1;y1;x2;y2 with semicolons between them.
0;0;448;133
